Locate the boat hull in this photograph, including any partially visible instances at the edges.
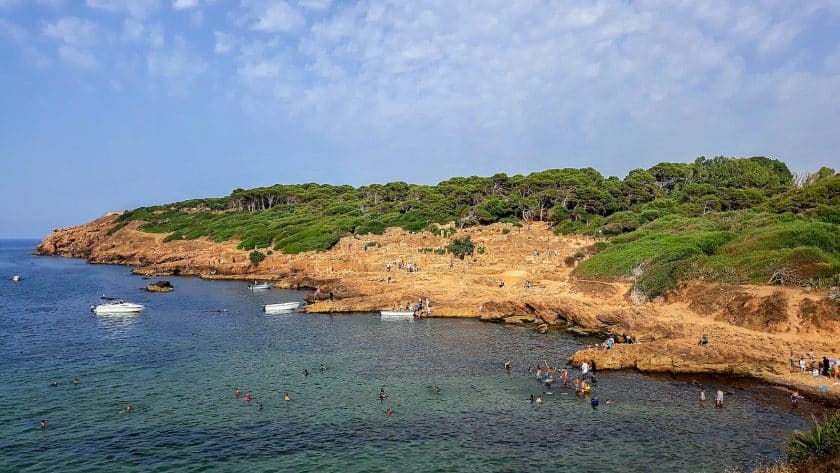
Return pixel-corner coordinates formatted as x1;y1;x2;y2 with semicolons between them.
263;302;302;313
92;304;144;314
380;310;414;321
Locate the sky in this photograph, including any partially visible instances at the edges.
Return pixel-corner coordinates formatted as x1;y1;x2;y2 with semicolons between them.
1;1;839;238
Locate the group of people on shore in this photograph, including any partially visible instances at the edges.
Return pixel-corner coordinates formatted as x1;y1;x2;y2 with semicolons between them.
797;351;838;378
393;297;432;316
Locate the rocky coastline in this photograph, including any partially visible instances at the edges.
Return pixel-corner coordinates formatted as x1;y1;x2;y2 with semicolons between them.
36;213;840;406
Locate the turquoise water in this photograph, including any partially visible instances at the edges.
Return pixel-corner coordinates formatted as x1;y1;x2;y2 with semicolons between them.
0;240;812;472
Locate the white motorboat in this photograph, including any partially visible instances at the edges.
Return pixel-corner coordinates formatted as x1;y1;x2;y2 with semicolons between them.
12;275;21;282
248;282;272;290
380;310;414;321
263;302;302;314
91;298;145;314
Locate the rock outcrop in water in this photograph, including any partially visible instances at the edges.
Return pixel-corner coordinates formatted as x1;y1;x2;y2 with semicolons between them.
145;280;174;292
36;214;840;405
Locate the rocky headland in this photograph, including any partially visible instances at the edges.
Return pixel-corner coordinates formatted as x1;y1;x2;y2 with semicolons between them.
37;213;840;405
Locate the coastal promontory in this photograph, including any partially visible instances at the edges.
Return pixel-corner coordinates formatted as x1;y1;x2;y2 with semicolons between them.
37;157;840;404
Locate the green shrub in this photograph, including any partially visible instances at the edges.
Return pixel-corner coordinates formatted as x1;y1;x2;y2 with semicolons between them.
636;262;679;298
787;412;840;465
248;250;266;265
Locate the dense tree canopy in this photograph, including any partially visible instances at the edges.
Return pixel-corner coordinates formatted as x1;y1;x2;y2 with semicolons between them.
113;156;838;297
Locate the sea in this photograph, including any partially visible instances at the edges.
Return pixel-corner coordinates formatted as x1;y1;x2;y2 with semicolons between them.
0;239;815;472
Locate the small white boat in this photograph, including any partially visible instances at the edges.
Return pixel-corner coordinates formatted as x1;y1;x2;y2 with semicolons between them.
12;275;21;282
91;298;145;314
263;302;302;314
380;310;414;321
248;282;272;290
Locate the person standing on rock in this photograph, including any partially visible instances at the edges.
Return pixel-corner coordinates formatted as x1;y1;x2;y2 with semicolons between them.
799;357;807;372
823;357;831;377
580;362;589;377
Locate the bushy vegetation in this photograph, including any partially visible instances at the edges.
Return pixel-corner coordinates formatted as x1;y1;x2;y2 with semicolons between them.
248;250;266;265
113;157;837;295
787;412;840;467
447;237;475;260
573;165;838;298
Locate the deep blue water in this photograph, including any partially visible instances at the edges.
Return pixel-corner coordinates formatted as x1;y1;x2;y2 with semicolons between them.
0;240;812;472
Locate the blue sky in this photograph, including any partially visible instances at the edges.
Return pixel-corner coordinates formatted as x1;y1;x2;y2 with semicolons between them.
1;0;839;238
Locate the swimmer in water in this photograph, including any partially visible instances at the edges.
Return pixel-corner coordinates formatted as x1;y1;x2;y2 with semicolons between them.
234;388;241;398
39;420;47;429
503;359;511;371
791;391;800;408
258;403;264;411
244;391;251;402
529;394;535;405
591;395;599;409
284;392;291;402
303;369;310;377
700;390;706;402
319;364;326;372
433;386;441;394
535;396;543;408
72;379;80;385
561;369;569;386
605;399;614;405
379;388;387;402
50;381;59;388
126;404;132;413
386;408;393;417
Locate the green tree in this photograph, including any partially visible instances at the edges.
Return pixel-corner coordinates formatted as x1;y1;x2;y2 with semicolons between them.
447;237;475;260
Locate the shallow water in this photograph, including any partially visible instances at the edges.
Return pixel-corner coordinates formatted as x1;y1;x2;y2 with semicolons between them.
0;240;813;472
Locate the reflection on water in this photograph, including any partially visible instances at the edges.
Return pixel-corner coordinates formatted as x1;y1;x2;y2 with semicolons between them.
0;241;819;473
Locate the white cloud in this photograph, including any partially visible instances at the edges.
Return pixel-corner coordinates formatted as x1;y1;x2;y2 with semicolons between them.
86;0;160;18
123;18;164;47
243;0;305;33
58;44;99;68
172;0;198;10
42;17;98;47
297;0;330;11
147;37;207;95
218;0;840;174
214;31;233;54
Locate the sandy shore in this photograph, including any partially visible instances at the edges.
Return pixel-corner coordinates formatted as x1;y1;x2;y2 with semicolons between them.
36;214;840;405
